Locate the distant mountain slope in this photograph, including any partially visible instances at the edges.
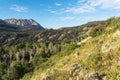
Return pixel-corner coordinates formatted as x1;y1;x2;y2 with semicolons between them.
0;18;44;31
33;21;105;43
5;18;44;30
0;18;45;46
0;20;105;46
0;19;19;32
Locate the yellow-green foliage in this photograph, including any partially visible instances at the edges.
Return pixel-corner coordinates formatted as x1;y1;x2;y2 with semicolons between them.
21;19;120;80
20;17;120;80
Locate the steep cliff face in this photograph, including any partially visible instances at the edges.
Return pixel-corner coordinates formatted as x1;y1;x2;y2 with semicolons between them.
4;18;44;30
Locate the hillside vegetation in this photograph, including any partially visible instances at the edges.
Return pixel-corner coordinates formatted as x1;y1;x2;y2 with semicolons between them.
0;17;120;80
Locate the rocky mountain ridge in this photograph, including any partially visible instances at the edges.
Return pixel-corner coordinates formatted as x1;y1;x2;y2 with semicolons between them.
0;18;44;31
0;20;105;46
5;19;40;26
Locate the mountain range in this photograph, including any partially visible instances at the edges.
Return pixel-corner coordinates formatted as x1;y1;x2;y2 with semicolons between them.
0;17;120;80
0;18;44;31
0;18;105;46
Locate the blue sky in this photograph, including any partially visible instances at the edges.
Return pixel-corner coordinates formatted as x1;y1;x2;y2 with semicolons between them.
0;0;120;28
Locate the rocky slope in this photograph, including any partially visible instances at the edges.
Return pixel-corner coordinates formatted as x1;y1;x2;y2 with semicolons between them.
5;19;39;26
0;20;105;46
0;18;44;31
0;19;19;32
0;18;45;46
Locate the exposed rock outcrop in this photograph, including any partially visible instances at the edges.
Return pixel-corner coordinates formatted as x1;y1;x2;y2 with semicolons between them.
69;63;82;76
84;71;103;80
4;18;44;30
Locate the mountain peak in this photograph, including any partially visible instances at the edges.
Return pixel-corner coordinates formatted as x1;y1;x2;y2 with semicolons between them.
4;18;44;30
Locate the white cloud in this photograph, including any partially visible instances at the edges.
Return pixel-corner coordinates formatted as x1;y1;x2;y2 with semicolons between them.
59;16;75;21
65;4;95;14
48;9;56;13
88;0;120;9
47;8;65;14
10;5;28;12
55;3;62;6
78;0;86;3
65;0;120;14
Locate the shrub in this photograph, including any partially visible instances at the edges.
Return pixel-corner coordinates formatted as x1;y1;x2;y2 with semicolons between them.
8;61;25;80
88;24;105;37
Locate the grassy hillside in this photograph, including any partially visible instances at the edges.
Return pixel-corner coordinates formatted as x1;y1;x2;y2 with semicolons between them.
21;17;120;80
0;17;120;80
